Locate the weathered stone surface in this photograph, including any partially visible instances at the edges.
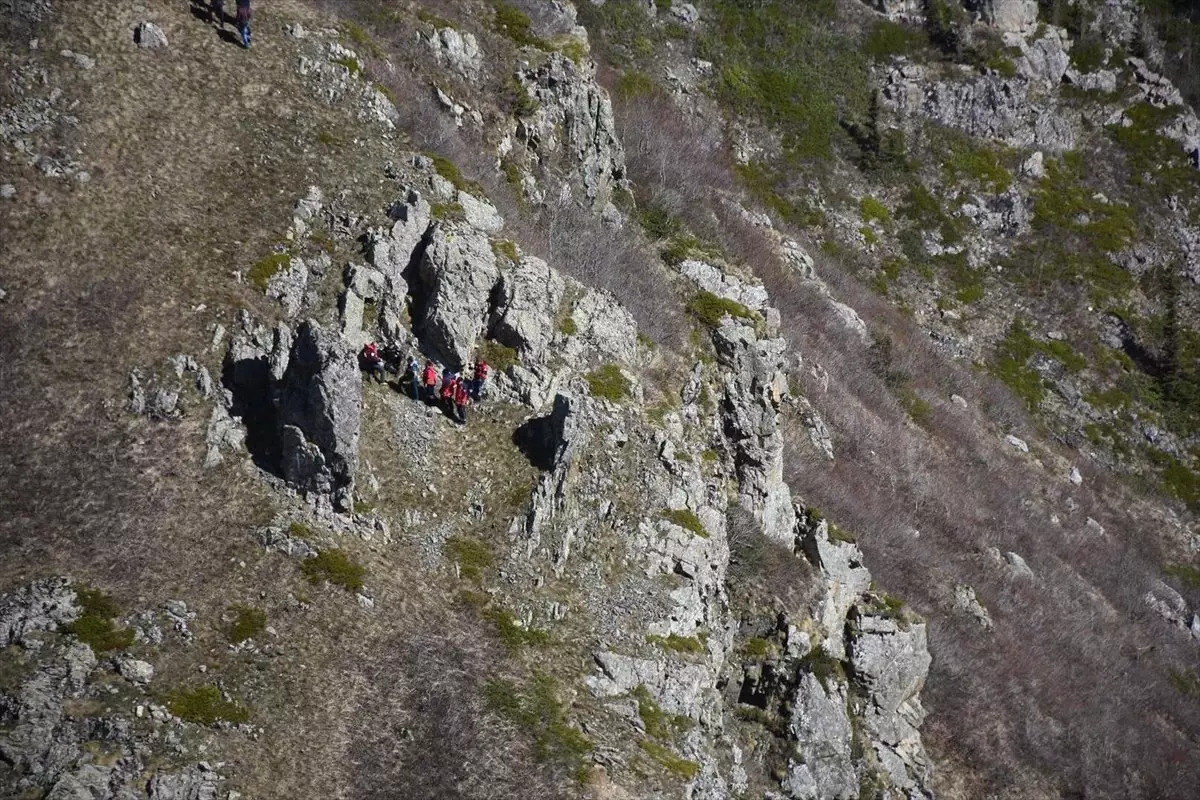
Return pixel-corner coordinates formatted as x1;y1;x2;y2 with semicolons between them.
148;767;220;800
953;584;993;629
0;577;79;646
117;658;154;685
800;519;872;659
276;320;362;508
46;764;113;800
713;324;794;543
972;0;1038;33
586;651;712;719
414;224;500;368
134;21;168;49
519;53;627;206
490;255;565;365
562;287;638;366
680;260;769;311
458;191;503;233
783;673;857;799
425;25;481;77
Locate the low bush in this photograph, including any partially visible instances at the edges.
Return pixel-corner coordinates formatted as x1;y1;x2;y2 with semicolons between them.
445;536;495;583
225;605;267;644
687;291;757;328
66;586;134;652
586;363;632;401
477;339;520;372
639;740;700;779
484;607;551;649
647;633;706;654
166;684;251;726
493;1;549;49
484;673;592;769
248;253;291;292
300;549;366;593
660;508;709;538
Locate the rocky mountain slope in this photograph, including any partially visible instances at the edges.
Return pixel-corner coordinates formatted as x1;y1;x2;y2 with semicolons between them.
2;0;1200;798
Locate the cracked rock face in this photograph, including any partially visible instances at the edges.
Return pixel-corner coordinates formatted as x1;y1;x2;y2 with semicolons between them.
277;320;362;508
414;224;500;369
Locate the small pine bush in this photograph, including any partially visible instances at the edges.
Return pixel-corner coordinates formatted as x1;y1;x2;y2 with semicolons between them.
300;549;366;593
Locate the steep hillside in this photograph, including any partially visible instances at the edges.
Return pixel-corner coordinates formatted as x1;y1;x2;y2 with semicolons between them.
1;0;1199;799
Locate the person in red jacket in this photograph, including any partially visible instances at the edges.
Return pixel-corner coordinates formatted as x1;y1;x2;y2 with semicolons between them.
454;378;471;425
472;359;490;400
361;343;385;384
422;361;439;403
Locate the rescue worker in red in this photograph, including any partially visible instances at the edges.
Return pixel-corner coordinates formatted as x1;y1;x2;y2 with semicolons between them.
454;378;471;425
361;343;386;384
422;361;439;402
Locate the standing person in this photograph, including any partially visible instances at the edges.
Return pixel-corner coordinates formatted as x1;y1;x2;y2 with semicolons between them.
236;0;252;49
422;361;439;402
211;0;225;28
473;359;490;400
405;357;421;401
440;375;457;419
454;379;470;425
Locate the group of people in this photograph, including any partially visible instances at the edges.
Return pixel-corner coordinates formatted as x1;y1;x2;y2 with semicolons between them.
360;343;490;426
203;0;254;49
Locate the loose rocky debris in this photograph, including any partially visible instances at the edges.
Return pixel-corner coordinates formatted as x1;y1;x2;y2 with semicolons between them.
134;22;169;49
0;580;234;800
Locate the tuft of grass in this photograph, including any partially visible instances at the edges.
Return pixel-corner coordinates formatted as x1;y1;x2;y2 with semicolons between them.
660;508;709;538
827;522;857;544
647;633;707;655
427;153;488;196
343;20;385;58
485;607;551;649
555;36;588;65
615;70;658;100
859;196;892;226
333;54;364;78
586;363;633;401
431;201;466;222
897;385;933;427
799;643;845;689
492;239;519;263
225;605;267;644
990;318;1087;410
743;637;774;658
287;521;316;540
639;740;700;779
485;673;592;769
493;1;550;49
1165;563;1200;589
1171;669;1200;698
300;549;366;593
687;291;757;328
248;253;292;292
559;315;578;336
477;339;520;372
445;535;495;583
166;684;251;726
416;8;456;29
316;130;342;147
864;19;928;61
66;586;134;652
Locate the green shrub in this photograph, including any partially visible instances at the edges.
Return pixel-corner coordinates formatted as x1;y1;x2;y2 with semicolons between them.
343;20;385;58
166;684;251;726
586;363;633;401
897;385;933;427
555;36;589;65
648;633;707;654
1166;563;1200;589
615;69;658;99
427;153;487;196
500;75;539;117
1170;669;1200;698
687;291;757;328
991;318;1086;409
799;643;845;689
827;522;857;544
333;55;363;78
660;508;709;538
492;239;520;262
864;19;928;61
485;673;592;768
445;536;495;583
485;607;551;649
633;685;671;740
559;316;578;335
743;637;773;658
986;53;1019;77
1069;36;1107;73
287;521;316;540
226;605;266;644
300;549;366;593
639;740;700;779
248;253;291;292
635;200;684;240
316;130;342;146
493;1;549;49
942;135;1013;193
860;196;892;226
1108;103;1200;199
477;339;519;372
66;587;134;652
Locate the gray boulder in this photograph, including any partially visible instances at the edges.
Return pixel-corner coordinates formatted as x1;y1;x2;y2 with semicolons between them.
562;287;638;366
972;0;1038;33
148;767;220;800
414;224;500;368
425;26;482;78
134;21;168;49
0;577;80;646
800;518;872;659
276;320;362;508
783;673;858;799
46;765;113;800
490;256;565;365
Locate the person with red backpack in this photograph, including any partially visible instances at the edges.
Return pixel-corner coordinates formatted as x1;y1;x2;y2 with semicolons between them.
361;342;386;384
440;375;458;419
454;378;471;425
422;361;439;402
472;359;490;400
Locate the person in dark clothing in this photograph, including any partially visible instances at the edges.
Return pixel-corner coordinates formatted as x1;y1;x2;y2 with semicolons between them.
211;0;225;27
361;343;386;384
236;0;252;48
405;357;421;401
381;342;405;377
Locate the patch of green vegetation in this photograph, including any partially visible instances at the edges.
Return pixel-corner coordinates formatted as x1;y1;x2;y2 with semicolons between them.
555;36;589;65
827;522;857;544
660;232;722;267
864;19;928;61
416;8;456;29
166;684;250;726
687;291;757;328
431;201;466;222
701;448;719;464
878;593;906;619
860;196;892;226
898;182;964;248
225;605;266;644
938;129;1013;193
477;339;520;372
635;199;684;240
1033;159;1137;251
248;252;291;292
700;0;870;161
648;633;707;655
799;643;845;689
559;315;578;336
1069;36;1107;73
66;587;134;652
287;521;315;540
333;55;364;78
861;226;880;246
343;20;385;58
492;239;520;263
1170;669;1200;699
1166;563;1200;590
615;69;658;100
639;739;700;779
485;673;592;770
374;82;396;104
633;685;673;740
316;129;342;147
427;153;487;196
1108;102;1200;200
991;318;1086;410
1148;449;1200;508
586;363;633;401
661;508;709;538
485;607;551;649
743;637;774;658
500;75;539;118
734;161;828;228
493;1;550;49
445;536;495;583
986;52;1018;77
897;385;933;427
300;549;366;593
